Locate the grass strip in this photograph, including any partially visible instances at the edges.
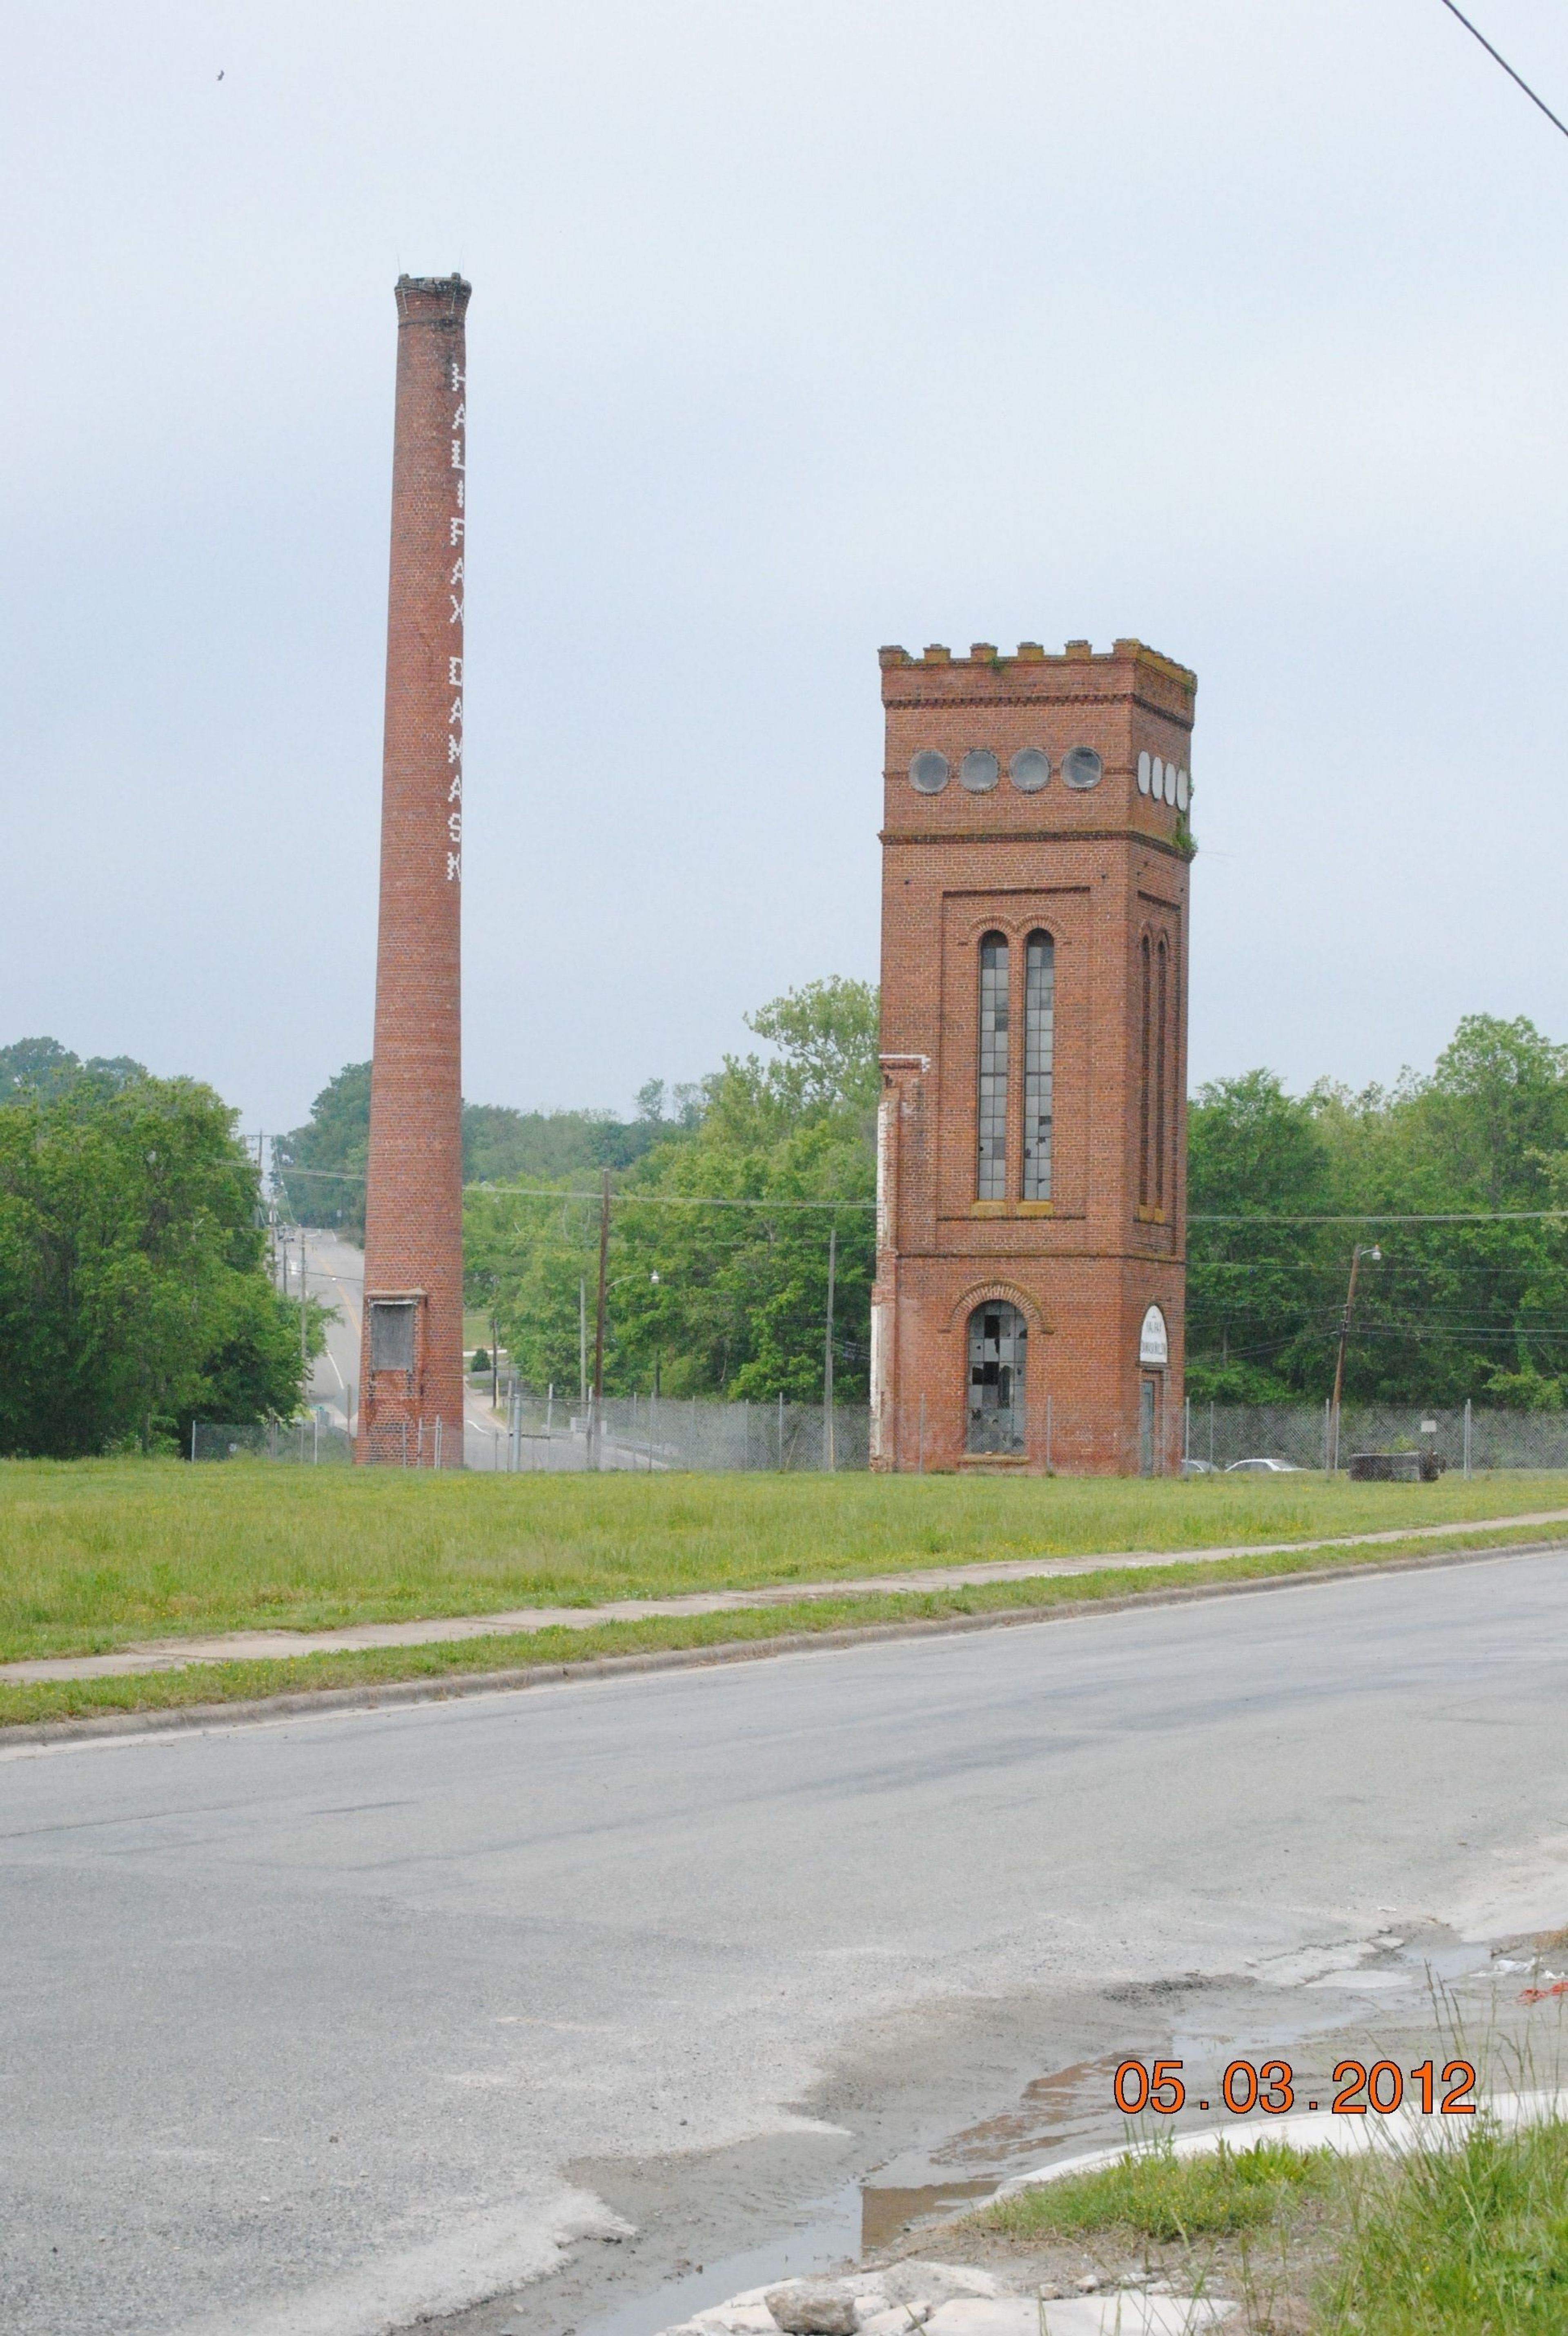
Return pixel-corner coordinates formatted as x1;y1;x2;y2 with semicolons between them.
4;1460;1566;1664
2;1522;1557;1730
982;2137;1330;2243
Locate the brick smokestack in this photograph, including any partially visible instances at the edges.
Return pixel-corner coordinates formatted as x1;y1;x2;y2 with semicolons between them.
358;274;470;1467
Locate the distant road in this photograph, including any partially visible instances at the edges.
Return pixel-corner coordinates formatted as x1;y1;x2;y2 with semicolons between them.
290;1229;523;1466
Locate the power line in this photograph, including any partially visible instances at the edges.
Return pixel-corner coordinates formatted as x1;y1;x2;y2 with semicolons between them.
1192;1208;1568;1225
1436;0;1568;142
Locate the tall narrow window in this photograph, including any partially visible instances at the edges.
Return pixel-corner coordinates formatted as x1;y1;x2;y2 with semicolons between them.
1022;931;1054;1200
1138;934;1152;1208
976;932;1009;1199
1154;935;1169;1209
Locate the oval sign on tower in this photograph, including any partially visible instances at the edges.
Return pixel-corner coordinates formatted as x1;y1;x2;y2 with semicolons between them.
1139;1304;1169;1368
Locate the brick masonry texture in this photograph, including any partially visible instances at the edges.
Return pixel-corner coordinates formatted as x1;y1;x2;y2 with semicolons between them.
358;276;470;1467
870;640;1194;1475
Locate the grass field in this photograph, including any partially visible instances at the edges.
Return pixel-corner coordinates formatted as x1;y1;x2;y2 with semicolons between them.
2;1460;1565;1668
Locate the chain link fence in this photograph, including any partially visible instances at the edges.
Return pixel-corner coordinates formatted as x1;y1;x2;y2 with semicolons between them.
188;1400;1568;1475
493;1392;872;1472
1182;1402;1568;1476
192;1418;352;1465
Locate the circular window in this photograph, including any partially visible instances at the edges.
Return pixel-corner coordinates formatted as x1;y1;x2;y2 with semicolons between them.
1176;767;1189;811
960;749;1000;794
1137;751;1152;797
909;750;949;795
1010;747;1051;794
1062;746;1103;791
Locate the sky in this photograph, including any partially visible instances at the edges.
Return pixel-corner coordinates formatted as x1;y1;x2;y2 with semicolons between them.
4;0;1568;1138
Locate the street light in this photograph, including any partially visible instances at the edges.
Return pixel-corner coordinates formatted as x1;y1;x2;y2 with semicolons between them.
1330;1243;1382;1471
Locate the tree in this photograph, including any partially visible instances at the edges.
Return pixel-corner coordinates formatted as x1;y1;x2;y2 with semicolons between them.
279;1063;677;1232
0;1074;312;1456
0;1036;148;1104
474;976;880;1402
1186;1071;1334;1401
1185;1021;1568;1409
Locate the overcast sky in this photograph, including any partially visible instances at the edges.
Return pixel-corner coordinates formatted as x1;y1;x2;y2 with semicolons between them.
4;0;1567;1136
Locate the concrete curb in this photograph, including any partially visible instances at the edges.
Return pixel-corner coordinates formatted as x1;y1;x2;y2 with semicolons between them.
4;1533;1562;1751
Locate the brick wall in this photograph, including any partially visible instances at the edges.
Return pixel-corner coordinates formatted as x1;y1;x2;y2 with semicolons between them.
357;276;470;1467
871;640;1194;1475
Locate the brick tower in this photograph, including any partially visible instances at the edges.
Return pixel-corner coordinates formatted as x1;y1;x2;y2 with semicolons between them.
357;274;470;1467
870;640;1194;1476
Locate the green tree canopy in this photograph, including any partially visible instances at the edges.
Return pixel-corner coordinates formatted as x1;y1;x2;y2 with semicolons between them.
468;976;879;1402
0;1072;313;1455
1187;1017;1568;1408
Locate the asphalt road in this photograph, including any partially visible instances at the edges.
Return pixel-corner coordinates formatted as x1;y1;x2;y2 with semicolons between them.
6;1552;1568;2336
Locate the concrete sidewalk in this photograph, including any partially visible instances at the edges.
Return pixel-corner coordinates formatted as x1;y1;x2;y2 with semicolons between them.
7;1508;1567;1687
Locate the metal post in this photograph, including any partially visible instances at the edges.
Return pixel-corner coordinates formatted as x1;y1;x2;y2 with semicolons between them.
579;1279;588;1411
918;1393;926;1474
190;1419;198;1463
1209;1401;1215;1467
546;1382;554;1437
313;1411;320;1464
743;1400;750;1471
778;1389;785;1469
1183;1395;1190;1471
298;1229;309;1393
592;1169;610;1470
1323;1396;1331;1473
1464;1396;1473;1480
434;1414;443;1470
490;1297;499;1412
1046;1393;1053;1474
823;1223;837;1472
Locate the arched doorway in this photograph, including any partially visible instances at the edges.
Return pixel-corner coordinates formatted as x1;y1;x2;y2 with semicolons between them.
967;1302;1027;1454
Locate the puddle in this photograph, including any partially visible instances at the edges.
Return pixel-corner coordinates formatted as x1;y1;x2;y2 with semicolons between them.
859;2178;997;2252
453;1939;1551;2336
926;2056;1125;2169
574;2054;1126;2332
576;2187;860;2336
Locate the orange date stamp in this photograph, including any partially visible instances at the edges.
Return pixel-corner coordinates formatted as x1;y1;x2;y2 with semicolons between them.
1112;2058;1478;2116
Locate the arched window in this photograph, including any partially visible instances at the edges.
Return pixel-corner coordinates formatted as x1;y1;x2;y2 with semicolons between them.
967;1301;1027;1453
1138;934;1152;1208
976;932;1009;1199
1022;931;1054;1200
1154;935;1169;1210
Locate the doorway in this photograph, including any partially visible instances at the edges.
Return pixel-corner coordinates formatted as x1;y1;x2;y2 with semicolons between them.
967;1303;1027;1455
1139;1375;1160;1476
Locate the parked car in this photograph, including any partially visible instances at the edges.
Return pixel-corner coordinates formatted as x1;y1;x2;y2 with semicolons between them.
1224;1456;1305;1474
1179;1457;1218;1476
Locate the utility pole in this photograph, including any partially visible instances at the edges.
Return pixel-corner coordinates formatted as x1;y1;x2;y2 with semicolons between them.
1330;1242;1380;1471
298;1228;309;1395
823;1222;837;1471
591;1169;610;1469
